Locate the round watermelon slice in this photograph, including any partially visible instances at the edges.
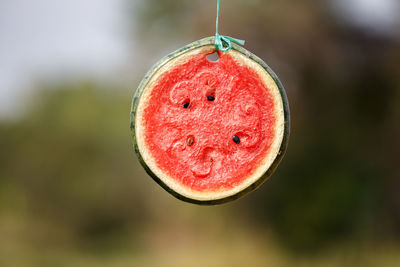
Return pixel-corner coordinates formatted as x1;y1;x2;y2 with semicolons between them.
130;36;290;205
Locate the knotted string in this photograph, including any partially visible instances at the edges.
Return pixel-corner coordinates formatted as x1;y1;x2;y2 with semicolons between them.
215;0;245;52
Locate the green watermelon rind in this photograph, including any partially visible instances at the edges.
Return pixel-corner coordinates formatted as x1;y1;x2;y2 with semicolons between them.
130;36;290;205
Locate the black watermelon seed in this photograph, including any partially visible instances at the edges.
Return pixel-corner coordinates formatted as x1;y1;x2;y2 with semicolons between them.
187;136;194;146
183;102;190;108
233;135;240;144
207;95;215;101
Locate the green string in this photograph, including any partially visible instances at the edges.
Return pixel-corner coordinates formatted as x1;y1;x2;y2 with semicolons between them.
215;0;245;52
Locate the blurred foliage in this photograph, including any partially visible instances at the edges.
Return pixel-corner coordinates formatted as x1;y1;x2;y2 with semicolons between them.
0;82;147;249
1;0;400;265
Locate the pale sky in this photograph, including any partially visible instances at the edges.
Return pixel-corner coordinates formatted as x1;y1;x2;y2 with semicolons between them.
0;0;130;117
329;0;400;35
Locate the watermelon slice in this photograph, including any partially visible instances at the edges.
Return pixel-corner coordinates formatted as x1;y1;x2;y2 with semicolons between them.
131;37;290;204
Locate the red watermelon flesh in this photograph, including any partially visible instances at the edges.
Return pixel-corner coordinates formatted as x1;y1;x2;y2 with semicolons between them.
142;52;276;192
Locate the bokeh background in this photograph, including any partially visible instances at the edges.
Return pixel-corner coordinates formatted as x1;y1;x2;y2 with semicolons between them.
1;0;400;266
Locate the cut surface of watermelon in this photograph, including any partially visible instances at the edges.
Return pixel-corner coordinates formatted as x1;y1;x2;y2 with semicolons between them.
131;37;289;204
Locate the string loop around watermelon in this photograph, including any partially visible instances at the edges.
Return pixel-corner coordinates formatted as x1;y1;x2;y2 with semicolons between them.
215;34;245;52
215;0;245;52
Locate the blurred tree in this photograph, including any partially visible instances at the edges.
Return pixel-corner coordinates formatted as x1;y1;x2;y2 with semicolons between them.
0;82;151;251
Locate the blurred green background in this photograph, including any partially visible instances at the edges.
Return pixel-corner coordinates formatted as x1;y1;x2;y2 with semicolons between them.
1;0;400;266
